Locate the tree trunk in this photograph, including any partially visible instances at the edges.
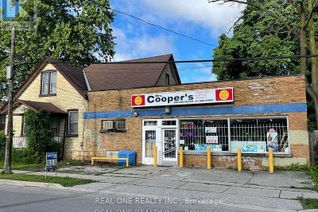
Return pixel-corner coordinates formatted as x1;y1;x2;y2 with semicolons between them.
308;0;318;127
300;9;307;75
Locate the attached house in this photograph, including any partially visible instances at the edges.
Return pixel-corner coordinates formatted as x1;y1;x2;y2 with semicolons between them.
1;54;180;159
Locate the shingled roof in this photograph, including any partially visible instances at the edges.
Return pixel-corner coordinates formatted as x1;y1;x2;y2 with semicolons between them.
85;54;180;91
1;100;65;114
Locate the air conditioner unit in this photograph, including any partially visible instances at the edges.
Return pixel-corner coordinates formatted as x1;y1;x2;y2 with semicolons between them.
102;120;114;131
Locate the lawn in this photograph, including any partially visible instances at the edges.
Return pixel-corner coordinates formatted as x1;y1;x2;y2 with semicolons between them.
298;166;318;209
0;160;86;171
0;173;94;187
0;163;44;171
300;198;318;209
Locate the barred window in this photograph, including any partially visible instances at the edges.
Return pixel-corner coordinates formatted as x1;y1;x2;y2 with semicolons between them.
180;120;228;152
101;120;126;133
180;117;289;153
230;118;288;153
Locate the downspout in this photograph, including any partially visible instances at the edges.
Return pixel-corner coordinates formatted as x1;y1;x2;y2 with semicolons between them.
80;69;91;161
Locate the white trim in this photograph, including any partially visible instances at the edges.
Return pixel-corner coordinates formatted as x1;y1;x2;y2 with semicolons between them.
83;69;91;91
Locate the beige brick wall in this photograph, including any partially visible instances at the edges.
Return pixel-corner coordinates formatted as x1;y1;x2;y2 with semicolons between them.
83;75;309;167
88;75;306;112
16;64;88;159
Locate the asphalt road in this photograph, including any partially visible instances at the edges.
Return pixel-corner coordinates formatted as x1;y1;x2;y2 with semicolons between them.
0;183;255;212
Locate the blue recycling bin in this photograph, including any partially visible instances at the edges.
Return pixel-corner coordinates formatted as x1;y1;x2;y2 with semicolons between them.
118;150;136;166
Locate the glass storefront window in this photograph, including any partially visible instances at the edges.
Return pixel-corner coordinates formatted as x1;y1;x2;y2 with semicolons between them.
180;120;228;152
145;130;156;157
230;118;288;153
179;117;289;153
144;121;157;126
162;120;177;126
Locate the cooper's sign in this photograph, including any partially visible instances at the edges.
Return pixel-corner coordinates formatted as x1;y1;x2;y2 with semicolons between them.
131;87;233;107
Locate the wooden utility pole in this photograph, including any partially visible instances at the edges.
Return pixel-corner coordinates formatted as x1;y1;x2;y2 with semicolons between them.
3;25;16;174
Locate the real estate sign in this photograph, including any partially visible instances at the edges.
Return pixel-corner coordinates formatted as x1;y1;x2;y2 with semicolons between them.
46;152;57;171
131;87;233;107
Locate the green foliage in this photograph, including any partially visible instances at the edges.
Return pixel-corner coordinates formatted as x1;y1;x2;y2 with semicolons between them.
0;0;115;98
275;163;310;172
24;109;61;163
0;174;94;187
300;198;318;209
212;0;318;129
307;166;318;191
213;0;300;80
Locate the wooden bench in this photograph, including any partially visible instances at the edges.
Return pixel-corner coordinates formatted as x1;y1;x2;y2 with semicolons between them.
91;157;129;167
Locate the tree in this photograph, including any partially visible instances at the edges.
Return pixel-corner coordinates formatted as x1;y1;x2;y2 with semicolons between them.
210;0;318;128
24;109;61;163
0;0;115;97
1;0;115;173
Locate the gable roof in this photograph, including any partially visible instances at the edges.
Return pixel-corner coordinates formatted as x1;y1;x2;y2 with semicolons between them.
85;54;181;91
14;58;87;100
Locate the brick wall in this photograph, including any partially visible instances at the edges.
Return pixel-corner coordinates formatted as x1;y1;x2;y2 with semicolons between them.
88;75;306;112
83;75;309;168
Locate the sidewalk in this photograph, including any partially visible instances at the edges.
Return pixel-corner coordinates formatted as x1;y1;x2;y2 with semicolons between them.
1;165;318;211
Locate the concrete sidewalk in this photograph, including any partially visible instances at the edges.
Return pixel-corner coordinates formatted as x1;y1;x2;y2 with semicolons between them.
1;165;318;211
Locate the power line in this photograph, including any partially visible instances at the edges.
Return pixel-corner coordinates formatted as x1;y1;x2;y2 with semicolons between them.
93;54;318;64
17;54;318;68
109;8;216;47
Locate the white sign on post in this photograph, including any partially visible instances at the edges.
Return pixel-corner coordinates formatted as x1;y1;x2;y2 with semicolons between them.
206;136;218;144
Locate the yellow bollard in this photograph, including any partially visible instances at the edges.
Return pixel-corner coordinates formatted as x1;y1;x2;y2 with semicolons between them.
237;148;242;172
153;145;157;168
179;146;184;168
269;148;274;174
207;147;211;170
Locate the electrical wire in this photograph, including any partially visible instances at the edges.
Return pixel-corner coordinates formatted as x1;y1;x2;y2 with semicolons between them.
15;54;318;68
109;8;216;47
91;54;318;64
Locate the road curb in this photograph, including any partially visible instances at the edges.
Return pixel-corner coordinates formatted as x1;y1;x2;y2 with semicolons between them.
0;179;64;189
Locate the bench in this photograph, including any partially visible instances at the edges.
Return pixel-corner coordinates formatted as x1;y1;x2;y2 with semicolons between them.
91;157;129;167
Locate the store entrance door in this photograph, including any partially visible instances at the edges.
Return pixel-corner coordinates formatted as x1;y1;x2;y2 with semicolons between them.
162;129;177;163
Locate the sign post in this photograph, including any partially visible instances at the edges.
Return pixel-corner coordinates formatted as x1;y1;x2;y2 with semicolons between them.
45;152;57;178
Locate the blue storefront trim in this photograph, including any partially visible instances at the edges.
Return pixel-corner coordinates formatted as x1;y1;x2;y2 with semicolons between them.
83;103;307;119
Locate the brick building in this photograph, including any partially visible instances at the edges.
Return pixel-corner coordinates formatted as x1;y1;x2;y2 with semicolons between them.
1;54;309;169
83;74;309;169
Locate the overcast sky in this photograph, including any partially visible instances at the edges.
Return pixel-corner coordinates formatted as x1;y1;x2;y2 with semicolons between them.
110;0;245;83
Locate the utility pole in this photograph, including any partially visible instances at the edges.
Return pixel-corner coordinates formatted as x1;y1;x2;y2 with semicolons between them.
3;24;16;174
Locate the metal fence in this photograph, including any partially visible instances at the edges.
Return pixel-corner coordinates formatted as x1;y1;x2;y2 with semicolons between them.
13;136;27;148
12;134;64;149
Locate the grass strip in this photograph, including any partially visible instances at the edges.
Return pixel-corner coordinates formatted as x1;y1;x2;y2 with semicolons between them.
0;173;94;187
300;198;318;209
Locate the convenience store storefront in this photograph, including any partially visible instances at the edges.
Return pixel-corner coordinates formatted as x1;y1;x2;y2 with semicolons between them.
83;75;309;169
134;88;290;166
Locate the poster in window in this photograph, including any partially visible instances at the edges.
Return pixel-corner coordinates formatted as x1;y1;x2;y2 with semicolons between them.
206;136;218;144
194;144;222;151
230;141;266;153
267;128;279;152
205;127;217;134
